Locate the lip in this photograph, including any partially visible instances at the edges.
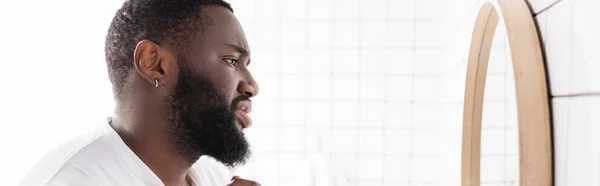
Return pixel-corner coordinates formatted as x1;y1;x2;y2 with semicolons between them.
234;101;252;129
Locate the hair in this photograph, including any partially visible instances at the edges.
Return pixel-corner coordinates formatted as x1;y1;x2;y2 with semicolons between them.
105;0;233;97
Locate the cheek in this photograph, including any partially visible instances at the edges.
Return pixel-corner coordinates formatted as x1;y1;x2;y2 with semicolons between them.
220;78;239;102
207;72;238;102
194;59;240;102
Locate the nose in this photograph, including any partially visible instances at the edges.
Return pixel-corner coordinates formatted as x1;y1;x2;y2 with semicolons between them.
237;72;259;98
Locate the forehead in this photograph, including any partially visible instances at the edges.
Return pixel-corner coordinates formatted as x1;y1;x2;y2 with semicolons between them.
193;6;249;52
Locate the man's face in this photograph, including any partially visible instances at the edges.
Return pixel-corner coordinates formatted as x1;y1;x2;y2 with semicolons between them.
165;6;258;167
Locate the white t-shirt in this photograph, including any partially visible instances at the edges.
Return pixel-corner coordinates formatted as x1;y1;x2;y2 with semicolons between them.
18;118;232;186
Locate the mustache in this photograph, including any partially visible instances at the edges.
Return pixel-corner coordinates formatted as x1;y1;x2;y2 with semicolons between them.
231;95;251;110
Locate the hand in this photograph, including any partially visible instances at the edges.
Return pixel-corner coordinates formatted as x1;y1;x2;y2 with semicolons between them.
227;176;261;186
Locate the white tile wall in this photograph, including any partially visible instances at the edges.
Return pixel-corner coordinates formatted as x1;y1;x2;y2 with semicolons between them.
251;101;279;125
282;23;308;47
359;102;385;127
480;156;506;182
332;102;358;126
481;102;506;128
388;0;415;20
307;49;334;73
413;102;440;129
487;48;507;74
387;76;413;100
572;0;600;93
308;0;333;19
385;102;413;128
414;77;441;101
306;76;333;99
384;129;412;155
230;0;450;183
333;0;358;20
246;126;279;151
413;130;437;155
306;101;332;126
412;156;439;182
416;22;443;47
359;76;386;99
385;49;414;75
591;96;600;186
537;0;600;185
526;0;561;14
333;49;360;73
536;0;600;96
383;156;410;181
359;50;387;74
358;155;383;180
551;97;596;186
360;22;387;47
280;101;305;126
415;0;445;20
358;129;384;153
387;22;415;47
280;126;306;152
536;0;572;95
226;0;600;185
415;49;443;75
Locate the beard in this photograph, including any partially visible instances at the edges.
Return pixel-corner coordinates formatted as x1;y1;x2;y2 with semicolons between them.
165;62;250;168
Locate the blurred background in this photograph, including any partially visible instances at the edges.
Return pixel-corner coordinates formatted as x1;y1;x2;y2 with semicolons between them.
0;0;599;186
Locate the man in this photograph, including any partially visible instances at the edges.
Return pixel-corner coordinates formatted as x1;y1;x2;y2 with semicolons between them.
19;0;260;185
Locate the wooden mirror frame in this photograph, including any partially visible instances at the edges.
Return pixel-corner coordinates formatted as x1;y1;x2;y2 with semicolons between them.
460;0;552;186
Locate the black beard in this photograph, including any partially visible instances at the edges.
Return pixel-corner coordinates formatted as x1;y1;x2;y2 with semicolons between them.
165;63;250;167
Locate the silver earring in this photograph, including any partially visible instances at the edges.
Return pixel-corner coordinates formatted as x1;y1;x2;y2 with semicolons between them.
154;79;159;88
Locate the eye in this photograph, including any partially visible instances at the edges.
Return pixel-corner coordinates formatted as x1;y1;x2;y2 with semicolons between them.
224;58;238;66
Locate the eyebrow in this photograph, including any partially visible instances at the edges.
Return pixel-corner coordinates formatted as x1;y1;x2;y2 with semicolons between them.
226;44;249;57
225;44;251;65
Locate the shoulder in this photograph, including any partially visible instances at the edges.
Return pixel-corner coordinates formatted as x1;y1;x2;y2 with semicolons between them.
18;129;114;186
39;163;103;186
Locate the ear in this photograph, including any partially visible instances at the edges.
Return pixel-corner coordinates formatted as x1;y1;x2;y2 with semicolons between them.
132;40;177;88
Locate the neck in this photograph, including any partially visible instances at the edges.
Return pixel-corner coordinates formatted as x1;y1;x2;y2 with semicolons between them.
111;106;194;186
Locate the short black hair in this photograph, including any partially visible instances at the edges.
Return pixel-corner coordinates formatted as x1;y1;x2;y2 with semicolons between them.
105;0;233;97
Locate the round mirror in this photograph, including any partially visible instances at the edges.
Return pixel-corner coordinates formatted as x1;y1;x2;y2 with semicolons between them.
460;1;552;186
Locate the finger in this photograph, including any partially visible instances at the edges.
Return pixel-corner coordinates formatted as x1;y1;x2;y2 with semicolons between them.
227;178;262;186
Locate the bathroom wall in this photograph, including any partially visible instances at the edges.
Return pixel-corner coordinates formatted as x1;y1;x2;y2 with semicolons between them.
3;0;595;185
533;0;600;185
226;0;451;185
443;0;600;185
1;0;458;185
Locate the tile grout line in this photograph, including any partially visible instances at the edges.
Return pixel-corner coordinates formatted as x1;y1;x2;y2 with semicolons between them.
328;0;335;183
552;92;600;98
303;0;309;176
533;0;565;17
503;28;509;185
409;0;417;184
273;0;282;183
357;0;362;184
382;0;391;184
563;1;574;184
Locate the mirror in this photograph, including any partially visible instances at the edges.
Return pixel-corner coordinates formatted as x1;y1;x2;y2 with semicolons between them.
479;15;519;186
461;1;552;186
